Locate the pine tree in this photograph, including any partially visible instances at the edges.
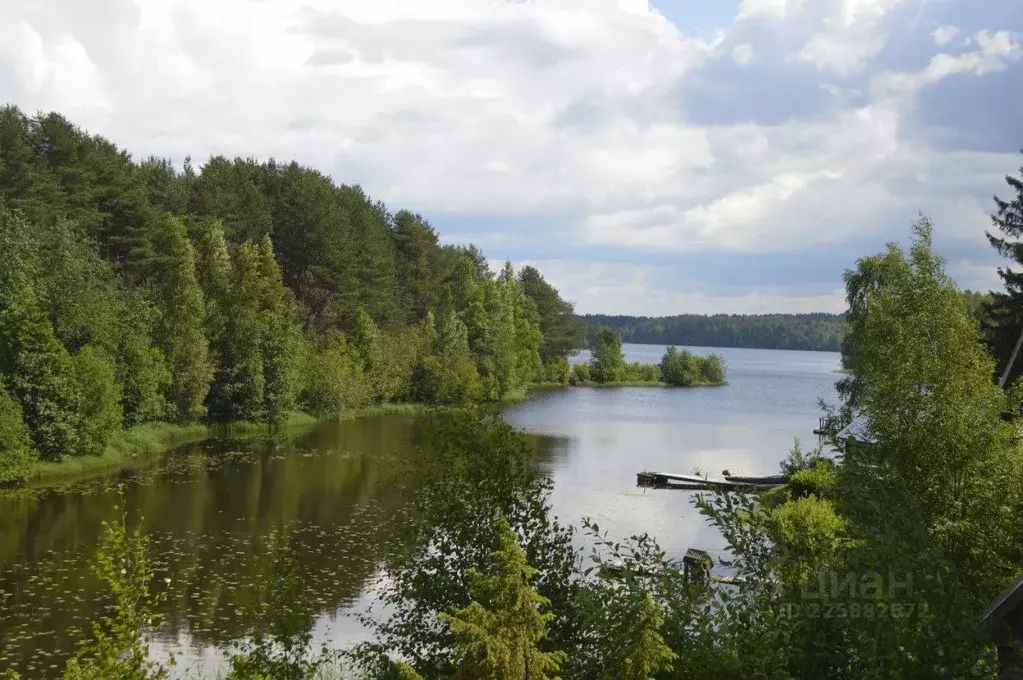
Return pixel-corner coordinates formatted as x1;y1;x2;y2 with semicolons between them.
150;215;213;423
984;154;1023;385
439;518;566;680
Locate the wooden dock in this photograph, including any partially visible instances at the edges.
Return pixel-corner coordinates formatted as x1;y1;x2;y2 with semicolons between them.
636;470;786;491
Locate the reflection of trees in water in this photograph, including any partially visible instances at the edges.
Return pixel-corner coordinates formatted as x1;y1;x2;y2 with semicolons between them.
0;415;418;677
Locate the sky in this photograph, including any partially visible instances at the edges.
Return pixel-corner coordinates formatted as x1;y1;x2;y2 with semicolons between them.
0;0;1020;316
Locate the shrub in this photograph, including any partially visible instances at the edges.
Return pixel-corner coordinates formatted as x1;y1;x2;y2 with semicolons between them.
539;356;571;385
659;346;699;386
569;363;590;385
623;361;660;382
700;353;726;384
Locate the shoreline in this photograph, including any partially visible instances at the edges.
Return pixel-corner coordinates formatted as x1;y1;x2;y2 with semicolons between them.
7;380;725;492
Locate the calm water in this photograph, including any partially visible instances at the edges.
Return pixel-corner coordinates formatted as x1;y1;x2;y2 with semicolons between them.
0;344;839;677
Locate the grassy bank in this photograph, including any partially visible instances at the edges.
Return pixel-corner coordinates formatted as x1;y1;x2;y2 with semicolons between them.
18;412;319;489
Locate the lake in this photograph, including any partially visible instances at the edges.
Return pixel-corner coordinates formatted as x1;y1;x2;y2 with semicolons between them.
0;344;840;677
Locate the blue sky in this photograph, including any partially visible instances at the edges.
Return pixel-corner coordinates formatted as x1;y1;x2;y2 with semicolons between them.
1;0;1020;314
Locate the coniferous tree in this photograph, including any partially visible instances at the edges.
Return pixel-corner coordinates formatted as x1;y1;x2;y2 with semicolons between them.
984;154;1023;385
438;518;566;680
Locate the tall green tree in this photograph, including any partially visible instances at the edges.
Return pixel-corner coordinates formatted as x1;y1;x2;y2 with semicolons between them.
590;328;626;384
211;241;266;422
256;235;299;423
855;217;1022;588
149;215;213;423
518;265;584;364
0;207;83;460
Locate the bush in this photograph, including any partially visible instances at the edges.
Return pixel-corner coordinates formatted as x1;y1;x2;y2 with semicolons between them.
659;346;699;386
623;361;660;382
700;353;726;384
539;356;571;385
297;337;372;418
788;459;838;500
569;363;590;385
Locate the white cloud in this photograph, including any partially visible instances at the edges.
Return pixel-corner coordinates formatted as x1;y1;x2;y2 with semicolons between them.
732;43;755;64
932;25;959;46
738;0;805;21
0;0;1018;313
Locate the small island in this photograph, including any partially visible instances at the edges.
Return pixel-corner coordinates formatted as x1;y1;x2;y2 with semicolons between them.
564;329;727;387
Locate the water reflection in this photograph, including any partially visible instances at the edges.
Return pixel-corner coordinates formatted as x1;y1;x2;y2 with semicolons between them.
0;346;840;677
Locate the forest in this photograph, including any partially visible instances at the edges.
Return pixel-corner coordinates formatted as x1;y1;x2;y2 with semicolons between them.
0;106;595;485
580;312;846;351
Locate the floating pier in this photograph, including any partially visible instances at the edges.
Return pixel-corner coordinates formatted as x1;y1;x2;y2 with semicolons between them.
636;470;786;491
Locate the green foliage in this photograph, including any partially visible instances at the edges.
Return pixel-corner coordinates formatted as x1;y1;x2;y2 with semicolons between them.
115;291;170;427
63;491;170;679
590;329;626;383
853;217;1022;590
700;353;725;384
0;378;36;485
413;311;484;404
149;215;212;423
658;347;726;386
787;460;838;500
355;409;578;678
581;312;844;352
297;335;373;417
71;345;123;457
539;356;571;385
622;361;661;383
0;208;84;460
568;363;590;385
518;265;583;364
438;518;566;680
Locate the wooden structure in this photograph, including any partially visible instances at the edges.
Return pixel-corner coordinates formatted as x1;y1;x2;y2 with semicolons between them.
636;470;786;491
983;573;1023;679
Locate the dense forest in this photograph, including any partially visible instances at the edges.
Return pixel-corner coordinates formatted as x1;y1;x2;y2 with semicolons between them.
0;105;586;484
579;312;846;351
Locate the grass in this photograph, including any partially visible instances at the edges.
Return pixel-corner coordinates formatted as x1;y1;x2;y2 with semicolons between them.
17;412;319;489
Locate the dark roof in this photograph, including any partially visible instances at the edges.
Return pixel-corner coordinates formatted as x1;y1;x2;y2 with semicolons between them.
835;414;874;444
982;572;1023;627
